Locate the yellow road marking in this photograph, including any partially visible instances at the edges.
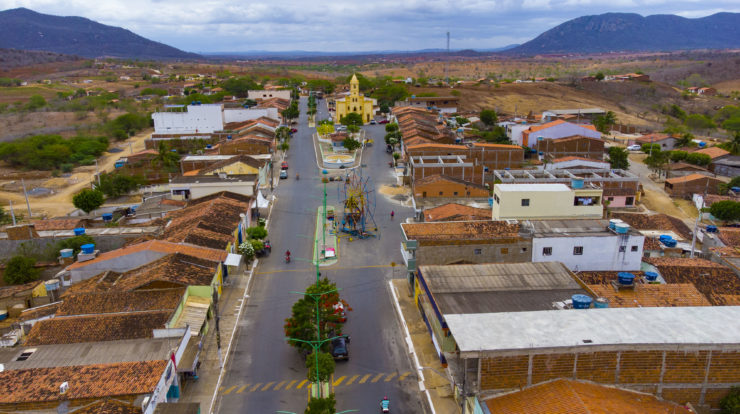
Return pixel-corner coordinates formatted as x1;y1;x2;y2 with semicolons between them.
398;372;411;381
296;379;308;389
261;382;275;391
285;380;298;390
249;383;262;392
384;373;397;382
236;384;250;393
345;375;360;386
219;386;224;391
333;376;346;386
222;385;238;395
273;380;287;391
371;373;384;383
359;374;372;384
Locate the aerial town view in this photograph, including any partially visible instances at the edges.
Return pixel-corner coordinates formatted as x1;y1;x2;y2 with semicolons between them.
1;1;740;413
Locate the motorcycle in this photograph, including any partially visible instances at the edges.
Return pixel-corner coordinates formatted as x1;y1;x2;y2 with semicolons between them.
296;173;300;180
285;254;291;263
380;397;390;413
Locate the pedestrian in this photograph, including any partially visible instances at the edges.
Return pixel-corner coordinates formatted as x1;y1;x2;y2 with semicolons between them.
390;210;394;220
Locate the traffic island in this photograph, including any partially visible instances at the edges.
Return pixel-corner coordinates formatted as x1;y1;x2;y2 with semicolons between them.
313;205;338;266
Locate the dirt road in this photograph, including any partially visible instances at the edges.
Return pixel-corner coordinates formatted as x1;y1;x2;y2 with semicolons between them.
0;129;152;218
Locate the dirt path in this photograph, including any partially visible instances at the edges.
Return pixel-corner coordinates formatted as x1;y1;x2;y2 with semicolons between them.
0;129;152;218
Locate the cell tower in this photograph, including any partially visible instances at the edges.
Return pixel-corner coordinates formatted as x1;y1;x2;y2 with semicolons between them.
338;169;377;239
445;31;450;85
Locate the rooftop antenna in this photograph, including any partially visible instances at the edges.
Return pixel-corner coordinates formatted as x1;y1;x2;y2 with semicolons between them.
445;31;450;85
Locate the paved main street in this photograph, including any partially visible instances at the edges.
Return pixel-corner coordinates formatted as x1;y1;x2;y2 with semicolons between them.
216;97;424;413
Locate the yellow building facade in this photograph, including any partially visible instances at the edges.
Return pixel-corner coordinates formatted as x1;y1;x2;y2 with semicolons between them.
335;74;376;124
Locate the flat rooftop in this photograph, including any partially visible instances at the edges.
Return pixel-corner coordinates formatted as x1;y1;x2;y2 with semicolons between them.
495;183;571;192
526;219;642;237
181;155;235;161
446;306;740;353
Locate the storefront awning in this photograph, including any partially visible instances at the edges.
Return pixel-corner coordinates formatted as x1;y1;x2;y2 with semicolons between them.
224;253;242;267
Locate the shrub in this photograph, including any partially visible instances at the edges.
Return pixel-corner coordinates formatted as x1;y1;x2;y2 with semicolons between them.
246;226;268;240
238;241;255;261
0;134;108;170
710;200;740;222
669;150;688;162
3;255;40;285
249;239;264;252
685;152;711;166
641;143;661;154
73;188;105;213
720;386;740;414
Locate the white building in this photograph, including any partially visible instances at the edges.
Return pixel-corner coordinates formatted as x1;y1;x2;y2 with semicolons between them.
506;123;532;146
223;107;279;123
492;183;603;220
152;104;280;134
247;90;292;100
528;219;644;271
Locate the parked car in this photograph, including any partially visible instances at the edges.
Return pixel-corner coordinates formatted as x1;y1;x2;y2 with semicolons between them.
627;144;642;151
281;161;289;170
279;170;288;179
330;335;350;360
291;128;298;133
378;119;390;124
370;119;377;125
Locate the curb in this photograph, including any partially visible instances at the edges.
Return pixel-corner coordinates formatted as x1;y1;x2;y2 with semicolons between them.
388;280;437;414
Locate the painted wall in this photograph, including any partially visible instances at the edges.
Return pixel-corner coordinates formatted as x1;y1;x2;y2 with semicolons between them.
152;104;224;134
492;186;603;220
223;107;279;124
532;234;644;271
247;90;291;100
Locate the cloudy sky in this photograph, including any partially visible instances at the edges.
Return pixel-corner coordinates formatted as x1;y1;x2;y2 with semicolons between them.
2;0;740;53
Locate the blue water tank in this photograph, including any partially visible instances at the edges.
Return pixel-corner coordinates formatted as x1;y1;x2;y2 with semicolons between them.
60;248;73;258
80;244;95;254
644;271;659;282
593;297;609;308
571;178;584;189
227;135;232;140
617;272;636;285
488;197;494;207
44;279;60;292
662;239;677;248
572;294;592;309
102;213;113;222
609;219;621;230
615;223;629;234
706;225;718;233
0;310;7;321
732;186;740;193
206;144;212;149
74;228;86;236
659;235;673;243
698;142;706;148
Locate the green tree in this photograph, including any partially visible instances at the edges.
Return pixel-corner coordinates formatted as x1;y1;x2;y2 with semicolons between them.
480;109;497;127
641;143;661;154
593;111;617;134
282;102;300;122
26;94;47;110
305;395;337;414
685;113;716;132
98;173;146;197
714;106;740;124
221;77;260;97
720;386;740;414
719;132;740;155
284;278;347;353
385;123;399;133
668;104;687;121
340;112;364;127
246;226;268;239
73;188;104;213
644;150;670;176
594;72;605;81
306;351;335;382
372;83;409;107
152;142;180;171
723;117;740;133
238;241;255;262
342;137;361;151
607;147;629;169
685;152;711;166
3;255;40;285
710;201;740;222
669;150;688;162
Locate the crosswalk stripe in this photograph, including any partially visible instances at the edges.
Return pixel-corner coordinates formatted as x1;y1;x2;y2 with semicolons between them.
273;380;287;391
261;382;275;391
371;373;384;383
333;376;346;386
222;385;238;395
384;373;397;382
344;375;360;386
249;383;262;392
236;384;249;393
296;379;308;389
398;372;411;381
359;374;372;384
285;380;298;390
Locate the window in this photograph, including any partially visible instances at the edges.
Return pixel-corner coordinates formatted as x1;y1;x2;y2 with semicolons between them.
438;191;443;196
619;246;626;252
631;245;639;252
466;191;471;196
453;192;459;196
521;247;528;253
474;249;482;255
501;248;509;254
607;197;614;201
422;192;427;198
626;196;634;205
574;196;599;206
494;194;500;204
573;246;583;255
542;247;552;256
521;198;530;206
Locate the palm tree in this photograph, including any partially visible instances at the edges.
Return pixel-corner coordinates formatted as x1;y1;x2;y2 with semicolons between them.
724;131;740;155
152;142;180;172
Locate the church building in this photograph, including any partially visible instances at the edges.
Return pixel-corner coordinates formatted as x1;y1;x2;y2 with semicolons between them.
335;74;376;124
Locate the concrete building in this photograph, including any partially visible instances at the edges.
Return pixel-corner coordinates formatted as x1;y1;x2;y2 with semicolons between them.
710;156;740;177
334;74;376;124
664;174;725;198
529;219;644;271
409;155;485;185
541;108;606;123
492;183;603;220
247;90;292;101
412;174;489;200
152;104;279;135
520;120;601;147
635;133;677;151
169;175;257;200
534;135;604;161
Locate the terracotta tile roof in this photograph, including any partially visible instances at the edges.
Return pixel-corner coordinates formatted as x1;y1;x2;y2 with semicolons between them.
402;221;520;243
57;288;185;316
703;194;740;206
71;399;142;414
694;146;730;160
485;379;690;414
544;134;602;144
588;283;712;307
424;203;491;222
404;137;436;147
525;119;567;133
666;162;708;171
0;280;42;299
61;271;122;297
610;213;692;239
636;133;672;144
66;239;228;270
197;154;266;174
18;302;60;322
576;271;644;285
644;257;740;305
551;156;605;163
718;227;740;247
161;192;249;250
0;360;167;404
471;143;522;150
112;253;218;291
643;236;662;251
665;173;714;184
414;174;488;190
24;311;171;345
406;143;467;151
32;218;84;231
183;169;201;176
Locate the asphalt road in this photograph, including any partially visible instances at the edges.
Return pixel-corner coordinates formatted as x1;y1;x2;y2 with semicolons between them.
217;97;423;413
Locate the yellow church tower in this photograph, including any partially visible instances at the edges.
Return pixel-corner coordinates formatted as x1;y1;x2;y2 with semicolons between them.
335;74;376;124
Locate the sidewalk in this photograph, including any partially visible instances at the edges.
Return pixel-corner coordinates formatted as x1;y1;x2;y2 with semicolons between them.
390;279;460;414
313;205;338;266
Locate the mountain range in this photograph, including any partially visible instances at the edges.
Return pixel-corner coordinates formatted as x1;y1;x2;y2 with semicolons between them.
506;12;740;56
0;7;199;60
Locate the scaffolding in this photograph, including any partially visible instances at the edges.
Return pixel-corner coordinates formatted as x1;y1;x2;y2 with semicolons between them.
338;169;377;238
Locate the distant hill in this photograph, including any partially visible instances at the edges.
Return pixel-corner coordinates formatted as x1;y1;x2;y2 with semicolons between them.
0;48;82;69
506;12;740;56
0;8;200;60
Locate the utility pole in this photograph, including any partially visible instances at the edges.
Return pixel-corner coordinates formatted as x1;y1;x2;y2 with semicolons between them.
690;178;709;258
9;200;16;225
20;179;32;218
445;31;450;85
